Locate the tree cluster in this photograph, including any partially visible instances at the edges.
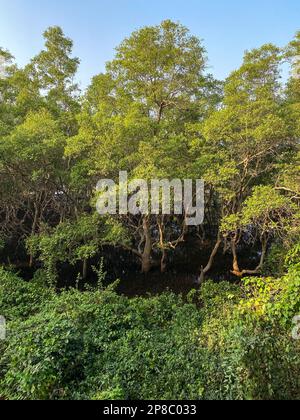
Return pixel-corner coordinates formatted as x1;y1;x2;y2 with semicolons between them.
0;22;299;283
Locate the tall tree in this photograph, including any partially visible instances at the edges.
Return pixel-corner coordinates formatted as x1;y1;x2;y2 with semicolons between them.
198;44;295;281
67;20;219;273
0;48;18;135
0;27;80;264
28;26;80;134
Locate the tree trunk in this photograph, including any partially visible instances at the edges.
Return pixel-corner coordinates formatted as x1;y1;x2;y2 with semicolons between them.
198;236;222;284
231;234;268;277
160;249;167;273
231;235;241;277
158;217;167;273
141;217;152;274
29;203;39;268
82;259;88;280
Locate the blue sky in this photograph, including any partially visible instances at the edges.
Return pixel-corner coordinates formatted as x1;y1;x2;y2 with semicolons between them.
0;0;299;89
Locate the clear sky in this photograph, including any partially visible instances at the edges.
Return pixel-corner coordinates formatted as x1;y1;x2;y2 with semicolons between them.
0;0;299;89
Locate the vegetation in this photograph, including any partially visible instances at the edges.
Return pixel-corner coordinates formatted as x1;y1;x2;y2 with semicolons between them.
0;267;299;400
0;21;299;400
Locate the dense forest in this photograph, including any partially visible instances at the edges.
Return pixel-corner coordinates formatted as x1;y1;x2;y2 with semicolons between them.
0;21;300;400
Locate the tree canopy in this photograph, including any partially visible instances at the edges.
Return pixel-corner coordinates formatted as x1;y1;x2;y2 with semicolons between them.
0;21;299;281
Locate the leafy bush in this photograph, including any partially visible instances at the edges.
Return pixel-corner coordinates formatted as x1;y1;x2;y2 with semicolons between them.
0;272;299;400
264;240;300;276
239;267;300;326
0;268;54;321
27;215;130;286
200;278;300;400
0;286;206;400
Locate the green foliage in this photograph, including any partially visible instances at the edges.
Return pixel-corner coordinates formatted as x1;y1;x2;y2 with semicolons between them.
27;214;130;285
241;186;294;228
0;272;299;400
285;243;300;271
239;268;300;326
263;243;287;276
199;277;300;400
0;268;54;321
0;283;204;400
1;21;300;401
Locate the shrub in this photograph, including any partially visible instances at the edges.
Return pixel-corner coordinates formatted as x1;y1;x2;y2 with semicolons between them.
0;287;206;400
0;272;299;400
0;268;54;321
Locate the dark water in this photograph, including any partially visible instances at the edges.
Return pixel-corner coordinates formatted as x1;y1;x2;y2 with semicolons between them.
58;244;257;297
9;241;260;298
